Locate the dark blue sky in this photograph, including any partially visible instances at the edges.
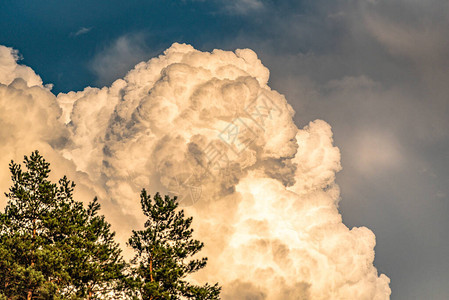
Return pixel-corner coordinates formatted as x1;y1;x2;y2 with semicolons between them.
0;0;339;93
0;0;237;92
2;1;449;299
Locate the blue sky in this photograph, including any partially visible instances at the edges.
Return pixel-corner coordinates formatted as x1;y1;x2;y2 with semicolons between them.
1;0;231;92
1;0;449;299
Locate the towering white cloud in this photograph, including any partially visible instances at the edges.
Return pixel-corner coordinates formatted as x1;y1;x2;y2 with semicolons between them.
0;46;100;218
0;46;65;205
1;43;391;299
0;46;43;87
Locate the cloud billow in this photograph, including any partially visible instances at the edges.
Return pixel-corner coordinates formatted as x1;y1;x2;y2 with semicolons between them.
0;43;390;299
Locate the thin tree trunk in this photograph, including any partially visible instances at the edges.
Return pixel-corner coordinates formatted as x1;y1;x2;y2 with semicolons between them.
150;256;154;282
27;220;37;300
149;250;154;300
86;283;92;300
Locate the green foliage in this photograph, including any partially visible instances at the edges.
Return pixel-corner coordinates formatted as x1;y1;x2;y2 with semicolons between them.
128;190;221;299
0;151;220;299
0;151;126;299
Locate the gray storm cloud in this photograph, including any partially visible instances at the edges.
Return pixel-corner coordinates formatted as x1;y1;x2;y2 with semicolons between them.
0;43;390;299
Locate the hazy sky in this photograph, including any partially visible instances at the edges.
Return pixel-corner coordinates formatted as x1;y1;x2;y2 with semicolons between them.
1;0;448;299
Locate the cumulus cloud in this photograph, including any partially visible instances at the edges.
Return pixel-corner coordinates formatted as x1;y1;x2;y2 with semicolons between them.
225;2;449;297
2;43;390;299
0;46;97;211
0;46;43;87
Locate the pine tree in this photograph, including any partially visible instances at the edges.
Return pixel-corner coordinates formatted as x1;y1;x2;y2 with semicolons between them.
128;190;221;300
0;151;127;299
66;197;127;299
0;151;61;298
